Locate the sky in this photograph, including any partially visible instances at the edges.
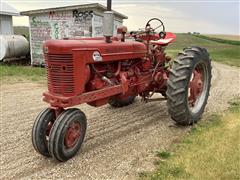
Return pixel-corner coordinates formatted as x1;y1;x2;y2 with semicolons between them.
2;0;240;35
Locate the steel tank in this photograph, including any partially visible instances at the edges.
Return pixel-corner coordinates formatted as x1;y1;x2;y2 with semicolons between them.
0;35;30;61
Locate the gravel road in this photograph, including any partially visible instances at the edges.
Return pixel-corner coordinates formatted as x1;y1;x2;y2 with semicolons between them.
0;62;239;179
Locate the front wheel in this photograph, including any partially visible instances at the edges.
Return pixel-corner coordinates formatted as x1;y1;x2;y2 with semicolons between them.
167;46;212;126
32;108;55;157
48;108;87;162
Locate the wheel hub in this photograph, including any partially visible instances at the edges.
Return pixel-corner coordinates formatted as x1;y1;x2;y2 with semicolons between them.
64;122;81;148
188;66;204;107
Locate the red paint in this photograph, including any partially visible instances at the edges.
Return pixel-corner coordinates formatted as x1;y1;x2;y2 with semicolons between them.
64;121;81;148
42;29;176;113
188;66;204;107
150;32;176;46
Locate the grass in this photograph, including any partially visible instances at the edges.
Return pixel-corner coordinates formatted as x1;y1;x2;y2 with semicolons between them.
209;46;240;67
141;98;240;180
166;33;240;67
0;64;46;83
156;151;171;159
204;34;240;41
194;34;240;46
13;26;30;40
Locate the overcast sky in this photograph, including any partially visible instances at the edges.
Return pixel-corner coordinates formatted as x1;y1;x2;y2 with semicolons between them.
3;0;240;34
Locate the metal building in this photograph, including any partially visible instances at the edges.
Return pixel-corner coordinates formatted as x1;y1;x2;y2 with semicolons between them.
0;2;19;35
21;3;127;66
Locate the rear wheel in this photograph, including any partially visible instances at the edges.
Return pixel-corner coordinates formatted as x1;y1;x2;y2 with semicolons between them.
167;46;211;126
32;108;55;157
109;95;136;107
48;108;87;162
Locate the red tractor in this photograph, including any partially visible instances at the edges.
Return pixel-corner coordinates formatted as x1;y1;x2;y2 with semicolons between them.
32;1;211;162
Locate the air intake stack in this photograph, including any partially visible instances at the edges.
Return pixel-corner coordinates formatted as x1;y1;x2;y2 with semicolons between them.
104;0;114;43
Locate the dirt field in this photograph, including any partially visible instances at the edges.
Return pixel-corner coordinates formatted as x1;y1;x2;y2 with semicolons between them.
0;62;239;179
204;34;240;41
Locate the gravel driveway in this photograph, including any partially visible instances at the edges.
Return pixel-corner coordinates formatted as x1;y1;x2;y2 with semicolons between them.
0;62;239;179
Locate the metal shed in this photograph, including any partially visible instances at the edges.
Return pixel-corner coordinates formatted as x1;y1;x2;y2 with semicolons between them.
21;3;127;66
0;2;19;35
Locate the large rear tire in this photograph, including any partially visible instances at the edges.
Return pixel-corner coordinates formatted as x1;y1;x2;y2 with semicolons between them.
167;46;211;126
48;108;87;162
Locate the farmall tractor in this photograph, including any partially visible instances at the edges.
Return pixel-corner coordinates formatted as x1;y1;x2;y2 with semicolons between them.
32;0;211;162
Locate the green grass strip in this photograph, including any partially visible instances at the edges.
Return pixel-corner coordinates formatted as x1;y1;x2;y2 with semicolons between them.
194;34;240;46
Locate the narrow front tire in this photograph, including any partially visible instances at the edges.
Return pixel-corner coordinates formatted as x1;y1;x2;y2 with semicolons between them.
48;108;87;162
32;108;55;157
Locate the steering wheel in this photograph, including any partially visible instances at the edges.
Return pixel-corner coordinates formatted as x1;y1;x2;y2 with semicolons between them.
145;18;166;39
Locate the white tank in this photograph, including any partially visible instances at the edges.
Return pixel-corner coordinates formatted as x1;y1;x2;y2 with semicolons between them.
0;35;30;61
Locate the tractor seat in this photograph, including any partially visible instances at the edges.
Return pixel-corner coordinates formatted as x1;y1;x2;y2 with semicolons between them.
150;32;176;46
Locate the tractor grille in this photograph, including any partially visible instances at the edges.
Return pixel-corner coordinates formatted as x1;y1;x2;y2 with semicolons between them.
45;54;75;96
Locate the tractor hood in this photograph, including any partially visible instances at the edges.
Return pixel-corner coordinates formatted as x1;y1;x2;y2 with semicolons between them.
43;38;147;59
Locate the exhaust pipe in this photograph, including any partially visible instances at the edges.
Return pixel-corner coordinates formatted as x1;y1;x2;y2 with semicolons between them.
104;0;114;43
107;0;112;10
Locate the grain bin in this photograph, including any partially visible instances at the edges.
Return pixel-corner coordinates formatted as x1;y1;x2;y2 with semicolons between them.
0;35;30;61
